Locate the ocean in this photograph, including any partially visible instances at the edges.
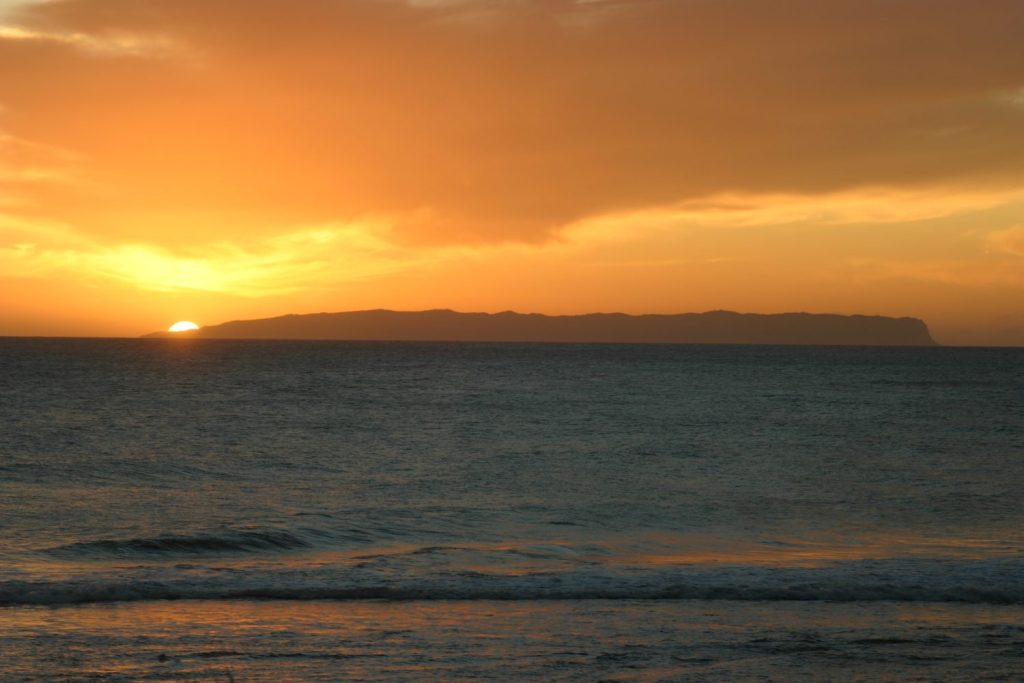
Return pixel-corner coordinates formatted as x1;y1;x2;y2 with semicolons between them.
1;338;1022;681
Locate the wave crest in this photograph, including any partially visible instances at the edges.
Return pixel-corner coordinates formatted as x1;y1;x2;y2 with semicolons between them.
45;530;311;557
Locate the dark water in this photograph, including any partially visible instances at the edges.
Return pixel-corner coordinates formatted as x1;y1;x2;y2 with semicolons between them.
1;339;1022;680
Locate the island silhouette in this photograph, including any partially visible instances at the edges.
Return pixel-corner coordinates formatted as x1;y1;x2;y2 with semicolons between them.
144;309;937;346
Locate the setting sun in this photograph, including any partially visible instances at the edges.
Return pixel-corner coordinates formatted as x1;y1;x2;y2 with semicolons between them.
168;321;199;333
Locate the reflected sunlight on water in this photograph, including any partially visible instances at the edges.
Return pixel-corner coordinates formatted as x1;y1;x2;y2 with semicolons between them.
1;339;1022;678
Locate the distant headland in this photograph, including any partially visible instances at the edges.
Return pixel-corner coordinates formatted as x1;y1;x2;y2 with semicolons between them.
144;309;937;346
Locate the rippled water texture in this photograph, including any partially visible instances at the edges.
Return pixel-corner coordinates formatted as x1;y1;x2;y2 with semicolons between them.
1;339;1022;679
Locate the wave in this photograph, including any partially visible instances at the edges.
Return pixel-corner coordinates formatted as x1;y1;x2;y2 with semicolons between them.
5;557;1024;606
44;529;312;557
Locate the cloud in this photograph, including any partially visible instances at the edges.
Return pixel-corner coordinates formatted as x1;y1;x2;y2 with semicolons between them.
1;0;1023;247
848;257;1024;288
4;181;1022;300
0;217;417;295
987;226;1024;257
561;187;1024;246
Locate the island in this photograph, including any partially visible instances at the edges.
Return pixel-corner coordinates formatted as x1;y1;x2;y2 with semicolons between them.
144;309;937;346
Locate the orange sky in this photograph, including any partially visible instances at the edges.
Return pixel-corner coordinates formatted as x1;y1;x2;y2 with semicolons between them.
1;0;1023;344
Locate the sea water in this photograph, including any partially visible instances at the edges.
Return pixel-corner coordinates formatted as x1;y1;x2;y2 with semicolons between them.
1;339;1022;680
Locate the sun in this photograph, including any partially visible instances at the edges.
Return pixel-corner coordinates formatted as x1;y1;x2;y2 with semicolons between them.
168;321;200;333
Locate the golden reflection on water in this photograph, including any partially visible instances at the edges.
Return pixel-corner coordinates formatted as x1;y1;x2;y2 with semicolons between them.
4;600;1024;681
611;532;1022;568
20;531;1018;587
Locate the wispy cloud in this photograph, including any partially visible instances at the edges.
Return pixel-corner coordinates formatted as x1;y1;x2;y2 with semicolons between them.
561;188;1024;245
986;226;1024;257
0;219;418;296
0;22;179;56
848;257;1024;288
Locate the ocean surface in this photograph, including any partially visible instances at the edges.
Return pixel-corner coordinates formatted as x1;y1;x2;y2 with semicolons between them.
1;338;1022;681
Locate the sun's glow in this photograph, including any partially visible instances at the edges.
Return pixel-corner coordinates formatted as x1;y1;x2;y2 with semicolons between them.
168;321;199;332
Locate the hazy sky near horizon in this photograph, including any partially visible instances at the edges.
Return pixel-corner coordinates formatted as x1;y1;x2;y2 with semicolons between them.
2;0;1023;343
